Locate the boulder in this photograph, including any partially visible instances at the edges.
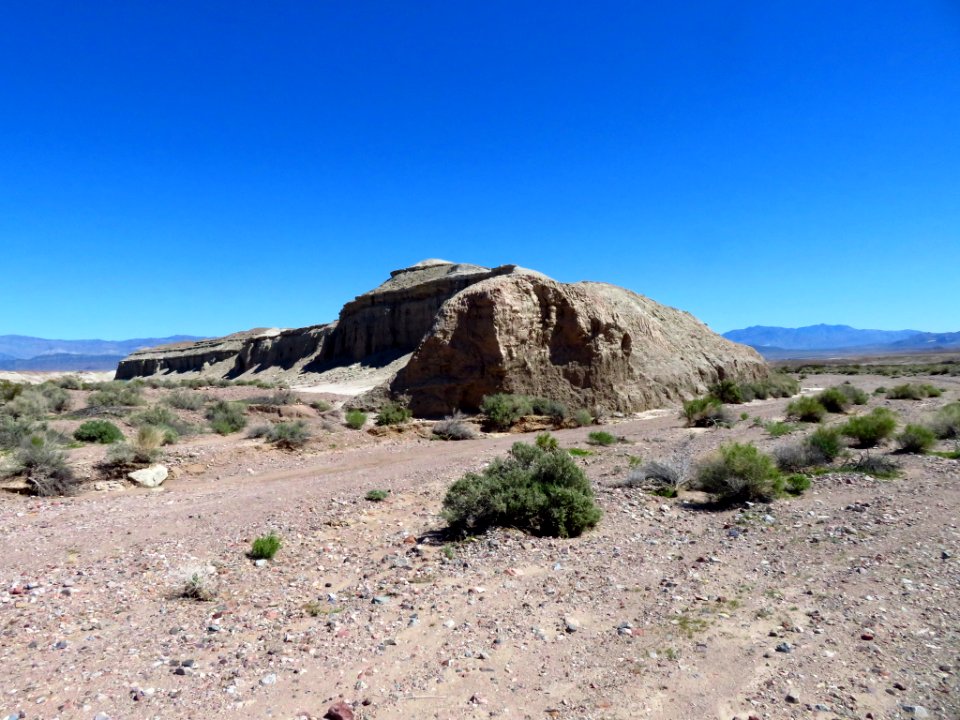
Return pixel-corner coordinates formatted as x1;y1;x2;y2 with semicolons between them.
128;464;168;488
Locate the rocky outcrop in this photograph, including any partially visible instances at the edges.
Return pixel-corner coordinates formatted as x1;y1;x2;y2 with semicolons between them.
116;259;768;415
391;273;767;416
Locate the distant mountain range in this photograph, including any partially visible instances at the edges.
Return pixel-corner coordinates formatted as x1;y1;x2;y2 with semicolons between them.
0;335;204;371
723;324;960;359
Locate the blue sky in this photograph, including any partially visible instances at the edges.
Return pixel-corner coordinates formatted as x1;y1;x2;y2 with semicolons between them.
2;1;958;339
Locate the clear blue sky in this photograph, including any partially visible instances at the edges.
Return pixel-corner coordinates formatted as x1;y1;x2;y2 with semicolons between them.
2;1;958;339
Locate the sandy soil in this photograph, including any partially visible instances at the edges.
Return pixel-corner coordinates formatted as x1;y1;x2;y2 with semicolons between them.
0;374;958;719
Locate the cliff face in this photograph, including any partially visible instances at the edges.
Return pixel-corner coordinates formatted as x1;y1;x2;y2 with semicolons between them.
115;259;768;414
391;273;767;416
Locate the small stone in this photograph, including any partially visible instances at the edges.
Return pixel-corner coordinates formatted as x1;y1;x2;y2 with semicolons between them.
775;642;793;653
127;464;168;488
902;705;930;718
260;673;277;686
785;692;800;704
564;616;580;633
861;632;875;641
254;559;268;568
372;596;390;605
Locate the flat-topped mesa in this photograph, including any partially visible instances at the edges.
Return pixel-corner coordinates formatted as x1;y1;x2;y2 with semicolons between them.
320;260;519;363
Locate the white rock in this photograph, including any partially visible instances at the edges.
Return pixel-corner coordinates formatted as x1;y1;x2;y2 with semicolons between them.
128;465;168;488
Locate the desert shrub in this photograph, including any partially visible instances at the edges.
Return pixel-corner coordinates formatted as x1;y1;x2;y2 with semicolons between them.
786;396;826;423
528;397;568;421
536;432;559;451
874;386;887;395
887;383;940;400
776;426;844;472
586;431;617;446
164;390;206;410
807;426;844;462
345;409;367;429
784;474;811;496
36;384;71;413
249;533;281;560
763;421;797;438
623;460;686;496
0;415;37;450
442;442;602;538
87;382;143;408
481;394;533;430
105;426;164;467
837;383;869;405
692;442;781;504
180;566;219;601
930;402;960;439
206;400;247;435
52;375;81;390
572;409;593;427
709;379;743;404
365;489;389;502
817;388;851;414
896;424;936;454
1;389;51;419
264;420;311;449
250;388;299;406
73;420;123;444
840;408;897;448
376;401;412;426
0;380;24;402
432;412;478;440
130;405;194;443
310;399;332;412
843;453;900;479
682;397;728;428
5;435;78;496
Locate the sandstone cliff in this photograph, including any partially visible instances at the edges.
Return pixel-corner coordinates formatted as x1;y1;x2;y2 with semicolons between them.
116;260;767;414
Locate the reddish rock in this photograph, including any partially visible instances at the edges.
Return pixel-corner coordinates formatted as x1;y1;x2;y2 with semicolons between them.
323;701;354;720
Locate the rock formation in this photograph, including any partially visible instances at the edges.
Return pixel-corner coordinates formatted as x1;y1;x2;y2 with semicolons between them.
116;260;767;414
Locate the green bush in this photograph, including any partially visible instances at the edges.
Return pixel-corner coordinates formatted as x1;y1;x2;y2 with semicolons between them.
263;420;311;449
442;442;602;538
682;397;728;428
345;409;367;430
709;379;743;404
365;489;389;502
930;402;960;439
843;453;900;479
376;401;412;426
87;382;144;408
529;397;569;421
105;426;164;467
887;383;940;400
130;405;193;443
536;432;559;451
54;375;83;390
784;474;811;496
786;396;826;423
481;394;533;430
817;388;851;414
164;390;207;410
586;431;617;446
840;408;897;448
5;435;78;496
206;400;247;435
807;426;844;462
739;374;800;401
572;409;593;427
0;380;24;402
249;532;282;560
74;420;123;444
837;383;869;405
1;389;51;419
692;442;781;504
0;415;36;450
310;399;332;412
763;421;797;438
896;424;936;454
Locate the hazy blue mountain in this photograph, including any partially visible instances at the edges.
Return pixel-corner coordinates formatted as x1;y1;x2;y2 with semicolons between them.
887;331;960;351
723;324;922;350
0;335;204;360
0;354;126;371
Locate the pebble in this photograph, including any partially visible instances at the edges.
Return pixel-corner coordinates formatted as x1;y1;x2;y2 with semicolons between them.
260;673;277;686
775;642;793;653
902;705;930;718
564;616;580;633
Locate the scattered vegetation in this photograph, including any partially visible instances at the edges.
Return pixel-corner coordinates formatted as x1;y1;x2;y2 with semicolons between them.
365;489;389;502
432;412;478;440
249;533;282;560
930;402;960;439
567;447;593;457
682;397;729;428
762;420;798;438
843;453;900;479
896;424;936;454
73;419;123;444
786;396;827;423
692;442;781;504
86;382;144;408
840;408;897;448
886;383;942;400
623;460;687;497
250;420;311;449
816;387;852;414
345;409;368;430
376;401;412;426
442;441;602;538
206;400;247;435
163;389;207;410
310;399;332;412
572;409;594;427
480;393;570;429
179;566;219;601
105;426;164;468
129;405;194;443
536;432;559;451
586;431;617;446
3;435;78;496
0;415;37;451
